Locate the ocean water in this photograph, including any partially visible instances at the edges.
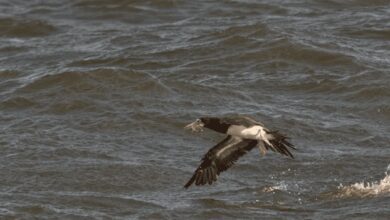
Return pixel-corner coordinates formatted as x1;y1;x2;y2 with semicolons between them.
0;0;389;219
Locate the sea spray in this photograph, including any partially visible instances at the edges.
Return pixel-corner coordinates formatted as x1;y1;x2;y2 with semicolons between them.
337;164;390;197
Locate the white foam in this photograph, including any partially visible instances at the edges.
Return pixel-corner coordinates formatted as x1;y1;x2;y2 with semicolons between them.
262;181;288;193
337;165;390;198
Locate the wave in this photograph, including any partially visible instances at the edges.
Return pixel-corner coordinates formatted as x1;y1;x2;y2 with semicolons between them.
0;96;37;109
0;17;56;38
336;165;390;198
17;69;170;94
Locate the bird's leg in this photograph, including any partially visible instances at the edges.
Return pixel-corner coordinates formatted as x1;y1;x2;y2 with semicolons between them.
254;130;267;156
260;128;273;146
257;141;267;156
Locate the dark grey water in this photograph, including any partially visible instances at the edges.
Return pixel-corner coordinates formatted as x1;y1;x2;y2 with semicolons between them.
1;0;389;219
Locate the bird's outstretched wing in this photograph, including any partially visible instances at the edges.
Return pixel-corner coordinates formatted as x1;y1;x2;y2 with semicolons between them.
184;136;257;188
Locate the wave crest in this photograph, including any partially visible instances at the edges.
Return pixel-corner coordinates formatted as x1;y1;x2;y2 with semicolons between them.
337;167;390;198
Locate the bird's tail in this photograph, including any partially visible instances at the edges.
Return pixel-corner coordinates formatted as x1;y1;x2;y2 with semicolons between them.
263;130;296;158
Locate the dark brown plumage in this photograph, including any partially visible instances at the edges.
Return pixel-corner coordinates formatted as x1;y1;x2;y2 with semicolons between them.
184;136;257;188
184;115;296;188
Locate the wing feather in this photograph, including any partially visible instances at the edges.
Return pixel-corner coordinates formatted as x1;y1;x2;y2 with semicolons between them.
266;130;295;158
184;136;257;188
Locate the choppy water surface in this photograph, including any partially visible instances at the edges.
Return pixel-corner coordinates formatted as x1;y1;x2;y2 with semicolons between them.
0;0;389;219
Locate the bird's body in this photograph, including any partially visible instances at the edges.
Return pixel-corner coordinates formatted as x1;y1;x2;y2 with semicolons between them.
184;115;296;188
227;125;268;140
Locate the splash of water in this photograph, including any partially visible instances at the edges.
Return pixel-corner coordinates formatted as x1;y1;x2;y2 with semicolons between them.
337;164;390;198
262;181;288;193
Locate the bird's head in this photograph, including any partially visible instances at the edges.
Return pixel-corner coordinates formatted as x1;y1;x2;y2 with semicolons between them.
184;118;205;132
184;117;227;133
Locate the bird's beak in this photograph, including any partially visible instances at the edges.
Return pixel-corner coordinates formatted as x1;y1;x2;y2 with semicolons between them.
184;120;204;132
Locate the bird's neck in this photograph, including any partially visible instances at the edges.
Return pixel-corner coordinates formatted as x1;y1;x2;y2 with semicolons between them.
204;121;230;134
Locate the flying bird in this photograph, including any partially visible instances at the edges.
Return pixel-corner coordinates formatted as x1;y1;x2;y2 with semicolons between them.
184;115;295;188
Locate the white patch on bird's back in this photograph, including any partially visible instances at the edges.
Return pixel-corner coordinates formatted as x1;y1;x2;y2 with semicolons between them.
227;124;279;155
227;125;265;140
